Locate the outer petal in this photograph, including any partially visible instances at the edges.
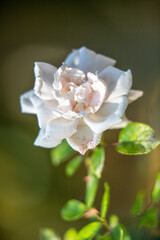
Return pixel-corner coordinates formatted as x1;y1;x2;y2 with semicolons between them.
98;66;132;101
128;89;144;104
87;72;107;113
34;62;57;100
67;120;102;154
34;127;62;148
20;90;37;114
64;47;116;74
109;115;132;129
84;96;128;134
29;94;58;128
34;118;79;148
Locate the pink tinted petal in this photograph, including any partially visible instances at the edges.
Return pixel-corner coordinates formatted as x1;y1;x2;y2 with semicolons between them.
84;96;128;134
20;90;37;114
128;89;144;104
53;65;85;91
56;99;73;113
99;66;132;101
87;72;107;112
67;120;102;154
65;47;116;74
34;62;57;100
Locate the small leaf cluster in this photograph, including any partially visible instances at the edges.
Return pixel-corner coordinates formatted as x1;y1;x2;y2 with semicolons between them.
41;171;160;239
50;140;83;176
129;171;160;229
41;122;160;240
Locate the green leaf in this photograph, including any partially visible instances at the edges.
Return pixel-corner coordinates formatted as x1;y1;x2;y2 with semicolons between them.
138;208;158;228
119;225;131;240
100;182;110;219
152;172;160;204
65;155;82;177
85;170;99;208
99;235;113;240
63;228;77;240
50;140;74;166
61;199;87;221
90;147;105;178
116;123;160;155
76;222;102;240
109;215;119;229
130;191;146;216
40;228;61;240
112;226;124;240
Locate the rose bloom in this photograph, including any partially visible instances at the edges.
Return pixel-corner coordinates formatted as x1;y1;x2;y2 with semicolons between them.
20;47;143;154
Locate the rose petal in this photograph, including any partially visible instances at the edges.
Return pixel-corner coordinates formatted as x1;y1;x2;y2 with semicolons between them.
20;90;37;114
128;89;144;104
34;127;62;148
34;62;57;100
67;120;102;154
84;96;128;134
65;47;116;74
99;66;132;101
109;115;132;129
52;109;90;120
34;118;79;148
30;94;58;128
87;72;107;112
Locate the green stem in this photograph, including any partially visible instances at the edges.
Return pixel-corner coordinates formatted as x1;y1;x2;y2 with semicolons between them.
124;201;153;226
100;142;119;148
95;215;112;233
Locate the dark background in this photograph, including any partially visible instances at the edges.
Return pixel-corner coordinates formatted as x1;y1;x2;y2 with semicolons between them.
0;0;160;239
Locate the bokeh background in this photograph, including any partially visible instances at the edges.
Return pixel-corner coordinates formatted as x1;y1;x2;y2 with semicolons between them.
0;0;160;239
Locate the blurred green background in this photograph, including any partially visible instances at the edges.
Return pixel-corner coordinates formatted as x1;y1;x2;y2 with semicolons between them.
0;0;160;239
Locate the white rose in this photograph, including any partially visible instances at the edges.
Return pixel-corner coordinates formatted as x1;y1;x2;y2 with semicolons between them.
20;47;143;154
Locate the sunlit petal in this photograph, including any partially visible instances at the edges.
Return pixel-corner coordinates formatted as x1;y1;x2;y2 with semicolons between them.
99;66;132;101
84;96;128;134
34;62;57;99
65;47;116;74
128;89;144;104
20;90;37;114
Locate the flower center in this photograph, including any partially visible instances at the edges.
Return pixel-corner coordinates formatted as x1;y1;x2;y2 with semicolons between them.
53;66;107;118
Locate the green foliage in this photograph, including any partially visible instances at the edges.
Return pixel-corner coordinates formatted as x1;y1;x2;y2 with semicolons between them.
90;147;105;178
109;215;119;229
130;191;146;216
50;140;74;166
85;170;99;208
152;172;160;204
138;208;158;228
99;235;113;240
47;122;160;240
100;182;110;219
65;155;83;177
76;222;102;240
112;226;124;240
119;225;131;240
116;123;160;155
40;228;61;240
63;228;77;240
61;199;87;221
